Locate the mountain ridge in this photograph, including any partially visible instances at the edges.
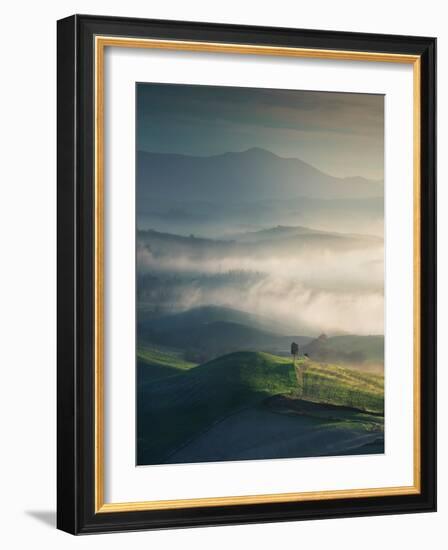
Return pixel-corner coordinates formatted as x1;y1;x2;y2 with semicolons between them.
137;148;383;203
138;147;381;183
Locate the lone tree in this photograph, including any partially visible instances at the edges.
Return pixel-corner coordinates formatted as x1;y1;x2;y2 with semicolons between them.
291;341;299;364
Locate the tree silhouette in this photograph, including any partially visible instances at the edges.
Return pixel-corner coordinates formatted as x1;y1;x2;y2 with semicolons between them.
291;342;299;364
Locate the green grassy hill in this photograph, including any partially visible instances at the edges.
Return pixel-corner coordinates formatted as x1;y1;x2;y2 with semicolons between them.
296;358;384;413
137;349;384;464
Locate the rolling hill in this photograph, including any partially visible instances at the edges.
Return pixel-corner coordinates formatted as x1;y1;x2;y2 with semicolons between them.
138;306;312;361
137;349;384;464
139;305;284;333
137;305;384;365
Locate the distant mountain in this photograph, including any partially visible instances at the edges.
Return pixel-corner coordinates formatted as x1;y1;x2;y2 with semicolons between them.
137;148;383;205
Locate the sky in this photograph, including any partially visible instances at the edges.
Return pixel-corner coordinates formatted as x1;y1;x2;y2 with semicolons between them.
136;83;384;181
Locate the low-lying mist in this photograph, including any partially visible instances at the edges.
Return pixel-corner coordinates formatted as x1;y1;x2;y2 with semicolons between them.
137;232;384;336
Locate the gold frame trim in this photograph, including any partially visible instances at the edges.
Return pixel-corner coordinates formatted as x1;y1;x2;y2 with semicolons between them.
94;36;422;513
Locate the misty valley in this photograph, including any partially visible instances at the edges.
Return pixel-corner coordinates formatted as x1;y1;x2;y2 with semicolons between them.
136;148;384;466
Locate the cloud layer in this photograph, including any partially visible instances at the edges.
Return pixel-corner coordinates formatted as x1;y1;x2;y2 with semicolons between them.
137;235;384;336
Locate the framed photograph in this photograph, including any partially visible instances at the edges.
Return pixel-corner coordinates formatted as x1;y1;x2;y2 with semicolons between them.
57;14;436;534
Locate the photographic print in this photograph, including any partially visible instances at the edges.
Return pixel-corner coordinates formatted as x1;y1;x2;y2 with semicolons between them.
136;83;385;466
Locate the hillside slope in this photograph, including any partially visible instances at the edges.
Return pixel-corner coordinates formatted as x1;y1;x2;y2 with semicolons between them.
137;350;384;464
296;358;384;413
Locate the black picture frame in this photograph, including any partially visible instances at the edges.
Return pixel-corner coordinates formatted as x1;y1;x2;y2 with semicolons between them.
57;14;436;535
